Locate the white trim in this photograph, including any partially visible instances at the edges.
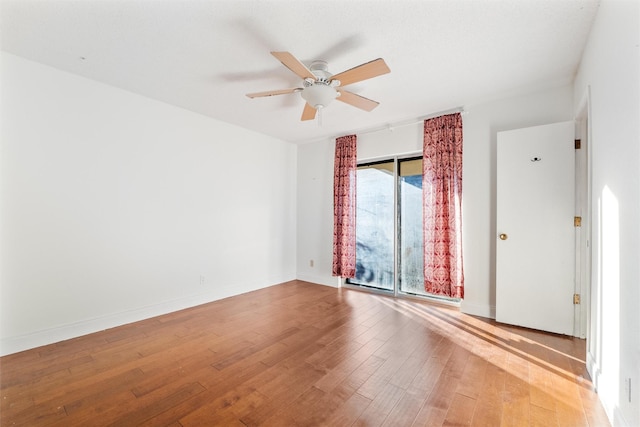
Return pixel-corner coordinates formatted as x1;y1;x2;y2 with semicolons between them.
613;407;632;427
460;301;496;319
585;353;633;426
586;349;601;392
0;283;275;356
296;274;339;288
575;86;594;355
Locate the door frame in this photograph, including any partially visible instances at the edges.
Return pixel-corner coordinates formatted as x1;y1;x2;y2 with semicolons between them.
576;87;596;375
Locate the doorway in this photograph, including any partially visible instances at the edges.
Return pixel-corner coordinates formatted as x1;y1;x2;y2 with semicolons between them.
495;121;576;335
494;118;590;339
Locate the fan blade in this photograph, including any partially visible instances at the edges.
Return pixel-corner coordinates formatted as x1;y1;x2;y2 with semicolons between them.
301;103;317;121
336;89;380;111
271;51;316;80
246;88;302;98
331;58;390;87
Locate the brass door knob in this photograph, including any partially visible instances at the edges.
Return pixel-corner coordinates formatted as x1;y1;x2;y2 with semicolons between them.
499;233;508;240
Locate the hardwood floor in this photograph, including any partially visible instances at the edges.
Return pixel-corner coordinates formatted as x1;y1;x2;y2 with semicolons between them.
0;280;610;426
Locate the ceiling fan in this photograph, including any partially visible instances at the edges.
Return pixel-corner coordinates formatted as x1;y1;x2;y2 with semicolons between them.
246;51;390;121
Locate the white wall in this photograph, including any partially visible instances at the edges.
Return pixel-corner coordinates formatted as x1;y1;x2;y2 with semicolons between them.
573;1;640;425
296;122;424;287
296;86;573;312
461;86;574;317
296;137;337;287
0;52;297;355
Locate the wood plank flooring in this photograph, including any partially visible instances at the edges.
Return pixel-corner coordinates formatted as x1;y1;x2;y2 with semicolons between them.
0;280;610;426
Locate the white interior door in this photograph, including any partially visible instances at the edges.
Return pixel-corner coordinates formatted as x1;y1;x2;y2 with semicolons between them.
496;121;575;335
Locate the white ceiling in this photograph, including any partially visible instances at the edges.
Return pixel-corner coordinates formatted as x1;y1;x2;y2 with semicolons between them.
1;0;599;144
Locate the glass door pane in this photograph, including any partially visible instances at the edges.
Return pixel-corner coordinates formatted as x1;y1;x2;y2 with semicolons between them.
350;161;395;291
398;158;427;296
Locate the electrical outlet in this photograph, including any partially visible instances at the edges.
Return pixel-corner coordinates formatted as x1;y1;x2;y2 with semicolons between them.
200;275;205;285
309;259;314;267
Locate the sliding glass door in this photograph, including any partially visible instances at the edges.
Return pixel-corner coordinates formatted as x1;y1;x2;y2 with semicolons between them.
398;158;428;296
347;156;431;297
349;160;395;291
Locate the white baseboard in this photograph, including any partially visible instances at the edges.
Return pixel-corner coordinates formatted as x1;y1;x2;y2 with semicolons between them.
612;406;631;427
586;350;601;391
0;281;279;356
296;273;339;288
586;350;630;427
460;301;496;319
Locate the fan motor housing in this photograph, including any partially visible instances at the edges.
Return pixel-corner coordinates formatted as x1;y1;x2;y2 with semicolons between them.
308;60;332;83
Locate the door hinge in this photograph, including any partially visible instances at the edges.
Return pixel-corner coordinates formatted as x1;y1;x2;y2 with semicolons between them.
573;294;581;305
575;139;581;149
574;216;582;227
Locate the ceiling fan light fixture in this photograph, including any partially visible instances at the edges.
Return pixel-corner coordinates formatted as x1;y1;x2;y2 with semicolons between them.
301;83;338;109
247;51;390;121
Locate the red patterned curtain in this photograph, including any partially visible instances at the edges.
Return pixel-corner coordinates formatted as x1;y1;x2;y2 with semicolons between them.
332;135;357;278
423;113;464;298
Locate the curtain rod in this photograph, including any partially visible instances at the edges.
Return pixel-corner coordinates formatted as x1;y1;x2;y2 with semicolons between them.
337;106;466;139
